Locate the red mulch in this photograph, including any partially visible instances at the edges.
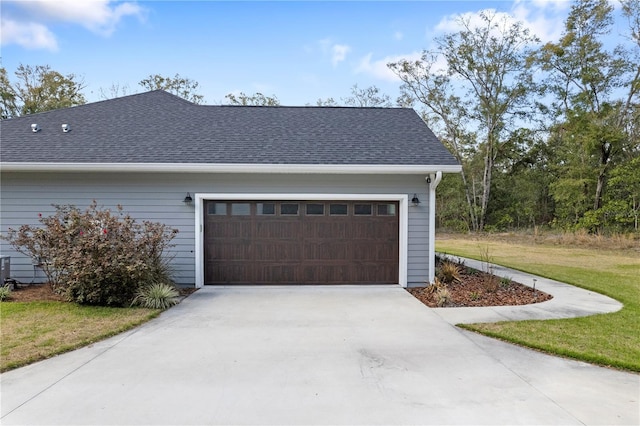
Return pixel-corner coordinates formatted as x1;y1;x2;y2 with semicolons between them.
5;268;550;308
3;282;65;302
408;266;552;308
3;282;197;303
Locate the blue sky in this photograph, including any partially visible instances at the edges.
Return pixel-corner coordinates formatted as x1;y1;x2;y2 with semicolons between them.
0;0;609;106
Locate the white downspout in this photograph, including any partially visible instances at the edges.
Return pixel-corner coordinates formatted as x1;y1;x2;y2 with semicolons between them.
428;171;443;283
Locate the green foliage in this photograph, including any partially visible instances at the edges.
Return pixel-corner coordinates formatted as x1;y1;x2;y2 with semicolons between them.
602;156;640;231
314;97;338;106
132;283;180;310
342;84;392;107
437;261;462;284
435;286;451;307
393;0;639;235
1;64;86;118
500;276;512;288
2;202;178;306
139;73;204;104
389;10;539;231
224;92;280;106
436;174;471;232
0;68;17;119
0;284;12;301
535;0;639;231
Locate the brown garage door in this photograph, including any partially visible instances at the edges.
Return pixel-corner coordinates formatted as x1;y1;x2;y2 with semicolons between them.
204;200;399;284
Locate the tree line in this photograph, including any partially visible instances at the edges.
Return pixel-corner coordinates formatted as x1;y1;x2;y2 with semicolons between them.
392;0;639;234
1;0;638;234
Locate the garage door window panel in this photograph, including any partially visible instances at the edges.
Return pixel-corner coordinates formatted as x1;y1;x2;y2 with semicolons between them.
208;202;227;215
280;203;299;215
306;203;325;215
330;203;348;216
231;203;251;216
354;204;372;215
257;203;276;215
377;203;397;216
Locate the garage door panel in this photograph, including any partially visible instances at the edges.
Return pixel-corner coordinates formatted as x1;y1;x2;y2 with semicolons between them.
256;264;298;283
255;221;302;239
303;242;348;260
207;243;252;260
302;264;353;284
208;264;253;284
253;242;302;261
376;244;399;261
205;221;252;239
204;200;398;285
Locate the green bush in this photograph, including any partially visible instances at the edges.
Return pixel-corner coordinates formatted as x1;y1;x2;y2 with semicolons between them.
2;201;178;306
132;282;180;310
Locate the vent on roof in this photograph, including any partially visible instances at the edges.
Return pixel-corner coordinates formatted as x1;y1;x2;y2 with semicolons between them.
61;124;70;133
31;123;40;133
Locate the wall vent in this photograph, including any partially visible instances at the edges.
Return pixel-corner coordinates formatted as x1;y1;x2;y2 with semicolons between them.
31;123;40;133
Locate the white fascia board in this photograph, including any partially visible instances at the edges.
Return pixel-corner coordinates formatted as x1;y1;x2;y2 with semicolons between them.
0;162;462;174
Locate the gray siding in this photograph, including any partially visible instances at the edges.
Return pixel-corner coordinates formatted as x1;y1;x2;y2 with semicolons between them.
0;172;431;286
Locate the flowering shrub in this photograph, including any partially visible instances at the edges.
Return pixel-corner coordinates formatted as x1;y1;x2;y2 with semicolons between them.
2;201;178;306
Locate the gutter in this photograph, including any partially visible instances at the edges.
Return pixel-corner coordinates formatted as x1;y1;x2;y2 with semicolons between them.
0;162;462;174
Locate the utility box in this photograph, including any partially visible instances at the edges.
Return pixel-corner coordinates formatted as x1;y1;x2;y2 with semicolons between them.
0;256;10;284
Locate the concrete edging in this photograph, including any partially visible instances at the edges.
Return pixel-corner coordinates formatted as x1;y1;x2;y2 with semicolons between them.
431;254;623;325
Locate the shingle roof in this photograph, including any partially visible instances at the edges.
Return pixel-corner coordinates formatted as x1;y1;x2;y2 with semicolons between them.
0;90;459;168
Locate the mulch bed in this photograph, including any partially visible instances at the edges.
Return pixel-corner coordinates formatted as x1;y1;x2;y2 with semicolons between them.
3;282;66;302
3;282;197;303
5;267;550;308
408;262;552;308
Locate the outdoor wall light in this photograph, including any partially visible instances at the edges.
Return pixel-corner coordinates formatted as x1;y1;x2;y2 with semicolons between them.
183;192;193;205
411;194;421;206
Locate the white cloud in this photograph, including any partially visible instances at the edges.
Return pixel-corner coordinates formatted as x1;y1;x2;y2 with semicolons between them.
434;2;568;43
0;18;58;51
331;44;350;67
18;0;145;36
394;31;404;41
1;0;144;50
511;0;568;42
315;38;351;67
355;51;422;82
523;0;571;12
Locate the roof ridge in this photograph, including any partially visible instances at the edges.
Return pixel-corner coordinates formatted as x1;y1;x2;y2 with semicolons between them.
203;104;407;110
1;90;196;122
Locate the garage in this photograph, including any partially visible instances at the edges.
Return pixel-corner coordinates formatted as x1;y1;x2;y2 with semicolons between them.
204;200;399;285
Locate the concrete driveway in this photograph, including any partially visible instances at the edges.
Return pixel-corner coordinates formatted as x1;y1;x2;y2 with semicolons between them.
1;285;638;425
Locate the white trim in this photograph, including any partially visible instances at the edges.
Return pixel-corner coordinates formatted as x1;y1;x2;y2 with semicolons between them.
427;172;443;283
1;162;462;174
194;193;408;288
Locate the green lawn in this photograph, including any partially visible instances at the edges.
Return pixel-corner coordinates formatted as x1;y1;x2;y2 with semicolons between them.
437;236;640;372
0;301;159;372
